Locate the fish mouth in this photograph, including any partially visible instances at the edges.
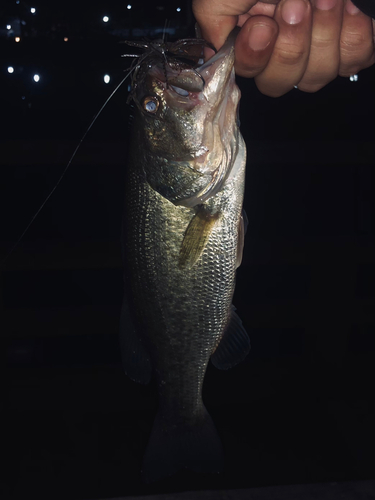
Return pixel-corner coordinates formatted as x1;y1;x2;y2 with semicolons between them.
177;27;241;207
195;27;239;100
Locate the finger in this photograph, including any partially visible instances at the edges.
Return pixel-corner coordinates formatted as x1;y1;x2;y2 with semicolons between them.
339;0;375;77
192;0;258;50
234;16;279;77
254;0;313;96
296;0;344;92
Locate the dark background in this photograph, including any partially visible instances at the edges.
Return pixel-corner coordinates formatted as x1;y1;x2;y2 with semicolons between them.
1;1;375;499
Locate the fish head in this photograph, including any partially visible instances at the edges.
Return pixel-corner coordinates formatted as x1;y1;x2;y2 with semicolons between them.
129;28;241;206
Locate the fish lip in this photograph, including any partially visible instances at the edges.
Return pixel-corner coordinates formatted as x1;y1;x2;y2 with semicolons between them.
156;27;238;102
191;26;239;164
197;27;239;71
194;27;239;91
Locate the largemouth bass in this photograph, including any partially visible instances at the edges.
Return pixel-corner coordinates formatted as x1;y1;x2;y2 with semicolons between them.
120;27;250;483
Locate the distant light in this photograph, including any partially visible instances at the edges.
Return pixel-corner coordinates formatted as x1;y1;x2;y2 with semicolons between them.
8;66;14;74
30;7;36;13
16;0;20;3
103;15;109;22
15;37;21;42
104;74;110;84
127;4;132;9
176;7;181;11
33;74;40;82
349;74;358;82
64;37;68;42
21;95;25;100
7;24;11;30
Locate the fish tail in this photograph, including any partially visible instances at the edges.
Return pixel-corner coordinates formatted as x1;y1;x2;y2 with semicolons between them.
141;405;224;483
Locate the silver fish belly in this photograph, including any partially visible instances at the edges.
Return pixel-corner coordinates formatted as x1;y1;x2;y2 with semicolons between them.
120;28;249;483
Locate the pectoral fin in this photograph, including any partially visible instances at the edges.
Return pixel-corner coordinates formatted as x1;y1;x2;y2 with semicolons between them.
179;205;220;269
210;305;250;370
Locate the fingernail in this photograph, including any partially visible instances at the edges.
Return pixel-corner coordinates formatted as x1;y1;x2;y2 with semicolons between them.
248;24;275;51
281;0;308;24
315;0;337;11
345;0;360;14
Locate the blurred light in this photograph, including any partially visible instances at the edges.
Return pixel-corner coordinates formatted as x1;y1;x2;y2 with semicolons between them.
127;4;132;9
33;74;40;82
103;15;109;22
7;24;11;30
15;37;21;42
176;7;181;11
30;7;36;13
8;66;15;74
22;95;25;100
16;0;20;3
104;74;110;84
349;74;358;82
64;37;68;42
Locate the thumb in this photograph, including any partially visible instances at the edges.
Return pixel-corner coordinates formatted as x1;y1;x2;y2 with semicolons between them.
234;16;279;78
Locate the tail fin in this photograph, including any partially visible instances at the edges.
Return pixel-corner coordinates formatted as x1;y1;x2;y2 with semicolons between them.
141;405;224;483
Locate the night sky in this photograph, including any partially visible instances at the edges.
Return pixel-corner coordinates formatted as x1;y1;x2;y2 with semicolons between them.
1;1;375;499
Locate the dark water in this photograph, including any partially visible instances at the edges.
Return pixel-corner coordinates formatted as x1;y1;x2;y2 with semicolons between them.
1;33;375;499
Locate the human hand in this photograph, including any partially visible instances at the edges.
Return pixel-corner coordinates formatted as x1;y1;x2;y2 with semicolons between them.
193;0;375;96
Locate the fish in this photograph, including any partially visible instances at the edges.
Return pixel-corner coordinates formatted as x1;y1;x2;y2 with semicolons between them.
119;27;250;483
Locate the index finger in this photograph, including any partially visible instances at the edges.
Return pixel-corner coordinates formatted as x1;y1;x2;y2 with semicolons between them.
192;0;260;50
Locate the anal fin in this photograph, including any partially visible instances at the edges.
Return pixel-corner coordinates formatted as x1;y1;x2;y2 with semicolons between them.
119;294;152;384
211;305;250;370
236;209;248;269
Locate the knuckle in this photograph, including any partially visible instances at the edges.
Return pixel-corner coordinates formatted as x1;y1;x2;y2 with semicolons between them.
255;77;290;97
297;80;330;93
340;30;369;52
236;66;265;78
339;27;374;75
274;43;306;66
297;84;322;93
260;88;287;98
235;59;268;78
339;47;374;76
307;54;339;81
339;58;373;77
311;35;336;51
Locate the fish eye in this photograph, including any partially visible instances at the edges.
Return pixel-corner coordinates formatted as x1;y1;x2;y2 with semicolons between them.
142;96;159;113
170;85;189;97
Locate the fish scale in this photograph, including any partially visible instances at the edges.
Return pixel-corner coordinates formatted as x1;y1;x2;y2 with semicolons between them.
120;27;250;482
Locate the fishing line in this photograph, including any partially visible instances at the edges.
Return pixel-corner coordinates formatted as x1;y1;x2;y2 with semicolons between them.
1;67;136;268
